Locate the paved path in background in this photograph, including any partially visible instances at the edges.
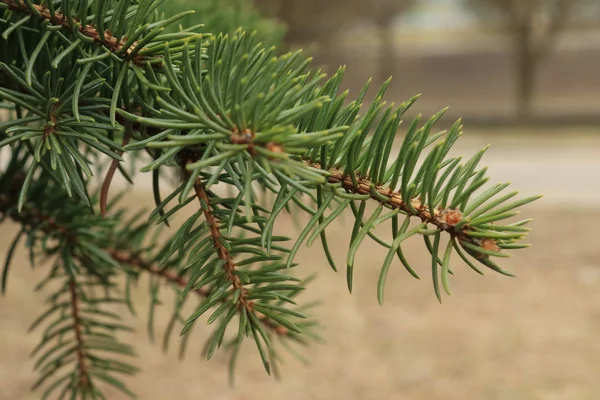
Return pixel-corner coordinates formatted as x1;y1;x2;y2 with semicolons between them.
443;134;600;208
118;134;600;208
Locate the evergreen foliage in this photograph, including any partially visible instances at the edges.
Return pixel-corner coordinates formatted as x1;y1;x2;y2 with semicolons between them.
165;0;285;44
0;0;540;398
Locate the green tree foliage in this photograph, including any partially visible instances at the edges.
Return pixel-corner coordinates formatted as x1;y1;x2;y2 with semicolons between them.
0;0;539;398
165;0;285;45
255;0;414;79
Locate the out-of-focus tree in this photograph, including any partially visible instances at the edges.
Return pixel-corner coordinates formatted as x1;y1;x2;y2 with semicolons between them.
254;0;414;80
166;0;286;46
372;1;415;80
466;0;593;120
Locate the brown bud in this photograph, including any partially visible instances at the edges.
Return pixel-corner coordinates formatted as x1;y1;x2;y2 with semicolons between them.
438;208;463;226
266;141;284;153
481;238;500;253
275;326;288;335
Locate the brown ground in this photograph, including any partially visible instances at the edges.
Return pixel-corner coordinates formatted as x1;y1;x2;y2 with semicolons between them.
1;184;599;400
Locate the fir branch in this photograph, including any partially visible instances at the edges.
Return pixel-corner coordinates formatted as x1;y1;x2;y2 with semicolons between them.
322;165;476;244
0;0;541;392
0;0;159;66
230;127;286;158
189;168;251;310
43;102;59;139
68;280;90;389
108;249;210;298
1;171;293;338
9;202;75;243
107;248;290;335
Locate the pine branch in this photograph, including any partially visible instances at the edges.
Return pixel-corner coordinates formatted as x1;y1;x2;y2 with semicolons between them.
2;174;292;336
322;164;476;245
108;249;210;297
1;177;301;393
68;280;91;389
191;171;249;308
28;266;137;399
1;0;160;66
0;0;540;394
108;248;290;335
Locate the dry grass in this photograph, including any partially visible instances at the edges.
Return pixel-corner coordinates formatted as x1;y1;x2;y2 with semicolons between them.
1;193;600;400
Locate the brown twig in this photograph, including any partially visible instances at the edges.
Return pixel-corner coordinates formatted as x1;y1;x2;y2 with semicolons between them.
106;249;288;335
191;175;252;311
230;127;285;157
100;131;131;217
13;204;75;242
68;281;90;388
321;165;490;247
2;176;290;335
107;249;210;297
43;102;59;138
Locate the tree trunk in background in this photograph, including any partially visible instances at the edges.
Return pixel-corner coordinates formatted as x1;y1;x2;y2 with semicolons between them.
377;22;395;83
373;8;400;84
514;25;537;121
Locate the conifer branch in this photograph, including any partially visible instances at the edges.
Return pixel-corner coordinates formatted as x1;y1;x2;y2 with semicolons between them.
108;249;210;297
0;0;159;66
322;165;482;248
1;165;293;335
230;127;286;157
191;176;250;309
0;0;540;394
3;184;290;336
108;248;290;336
68;280;91;389
6;202;75;243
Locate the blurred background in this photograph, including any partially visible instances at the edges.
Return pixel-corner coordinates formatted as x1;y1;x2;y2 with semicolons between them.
3;0;600;399
255;0;600;124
